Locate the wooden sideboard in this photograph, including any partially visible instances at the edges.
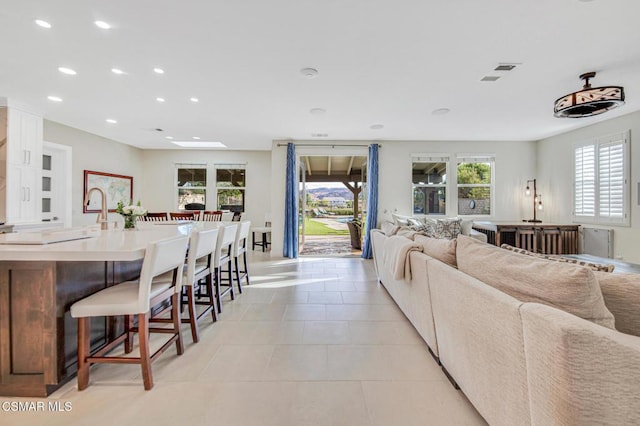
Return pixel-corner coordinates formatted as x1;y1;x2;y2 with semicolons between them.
472;222;579;255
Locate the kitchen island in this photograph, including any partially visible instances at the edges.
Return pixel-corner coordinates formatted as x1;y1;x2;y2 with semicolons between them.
0;222;222;397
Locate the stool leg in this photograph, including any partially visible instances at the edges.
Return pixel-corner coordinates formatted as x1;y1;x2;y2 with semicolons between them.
77;317;91;391
205;272;218;322
234;256;243;294
252;231;256;250
262;232;267;252
138;313;153;390
215;266;223;313
124;315;134;353
228;258;235;300
243;251;250;285
186;285;199;343
172;293;184;355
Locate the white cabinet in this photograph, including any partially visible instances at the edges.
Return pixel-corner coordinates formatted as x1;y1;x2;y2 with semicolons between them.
2;106;43;224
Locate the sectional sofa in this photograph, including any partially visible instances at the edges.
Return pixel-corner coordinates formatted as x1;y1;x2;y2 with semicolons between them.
371;227;640;425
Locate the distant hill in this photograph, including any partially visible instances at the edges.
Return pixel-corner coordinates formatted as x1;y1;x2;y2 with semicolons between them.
306;187;353;200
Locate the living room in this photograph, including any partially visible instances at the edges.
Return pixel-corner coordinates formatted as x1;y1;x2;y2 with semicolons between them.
1;1;639;424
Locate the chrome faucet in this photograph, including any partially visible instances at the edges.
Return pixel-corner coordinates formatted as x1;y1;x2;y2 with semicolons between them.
84;187;108;230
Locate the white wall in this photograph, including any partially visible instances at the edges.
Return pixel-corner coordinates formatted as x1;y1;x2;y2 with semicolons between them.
43;120;144;226
537;110;640;262
270;139;537;257
140;150;271;228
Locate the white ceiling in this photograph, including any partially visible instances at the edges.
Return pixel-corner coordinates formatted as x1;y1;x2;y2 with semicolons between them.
1;0;639;151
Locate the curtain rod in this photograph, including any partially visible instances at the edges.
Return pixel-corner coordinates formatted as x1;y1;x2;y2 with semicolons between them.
276;143;380;148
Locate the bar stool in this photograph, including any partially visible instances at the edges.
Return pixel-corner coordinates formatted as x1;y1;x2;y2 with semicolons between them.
157;228;219;343
70;235;189;391
252;225;271;251
214;223;238;313
232;221;251;291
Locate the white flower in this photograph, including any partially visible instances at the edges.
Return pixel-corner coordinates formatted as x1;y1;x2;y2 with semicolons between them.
122;205;147;216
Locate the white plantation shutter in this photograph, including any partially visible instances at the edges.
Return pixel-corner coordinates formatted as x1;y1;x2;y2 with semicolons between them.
598;139;626;223
574;144;595;219
573;132;629;225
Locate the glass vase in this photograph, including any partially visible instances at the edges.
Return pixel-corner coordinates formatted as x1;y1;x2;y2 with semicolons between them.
123;215;137;230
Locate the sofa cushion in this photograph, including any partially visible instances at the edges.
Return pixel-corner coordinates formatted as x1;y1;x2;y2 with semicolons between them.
415;235;457;267
457;235;615;329
595;271;640;337
501;244;615;272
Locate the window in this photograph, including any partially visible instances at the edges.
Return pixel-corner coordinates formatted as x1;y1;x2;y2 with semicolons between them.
176;164;207;210
412;155;448;215
456;156;494;216
216;165;246;212
573;132;629;225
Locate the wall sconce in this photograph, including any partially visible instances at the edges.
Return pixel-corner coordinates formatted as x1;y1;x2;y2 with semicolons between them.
524;179;543;223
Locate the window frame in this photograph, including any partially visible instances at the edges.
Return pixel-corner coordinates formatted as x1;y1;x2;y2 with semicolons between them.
215;164;247;212
572;131;630;226
411;154;449;216
455;155;495;217
175;163;208;211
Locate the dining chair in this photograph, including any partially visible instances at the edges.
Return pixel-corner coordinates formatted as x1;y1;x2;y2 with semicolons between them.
142;212;169;221
170;212;198;220
70;235;189;390
201;210;223;221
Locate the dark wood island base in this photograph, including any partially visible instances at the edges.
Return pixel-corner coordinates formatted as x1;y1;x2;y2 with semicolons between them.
0;260;142;397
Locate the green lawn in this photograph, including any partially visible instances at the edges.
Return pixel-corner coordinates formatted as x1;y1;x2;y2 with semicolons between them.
301;218;349;235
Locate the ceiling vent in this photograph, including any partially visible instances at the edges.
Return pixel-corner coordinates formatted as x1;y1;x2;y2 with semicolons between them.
494;64;517;71
481;76;500;82
554;72;625;118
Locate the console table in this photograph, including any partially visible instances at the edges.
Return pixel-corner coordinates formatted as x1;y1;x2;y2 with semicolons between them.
472;222;579;255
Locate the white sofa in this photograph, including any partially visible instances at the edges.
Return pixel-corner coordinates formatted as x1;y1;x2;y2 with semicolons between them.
371;229;640;426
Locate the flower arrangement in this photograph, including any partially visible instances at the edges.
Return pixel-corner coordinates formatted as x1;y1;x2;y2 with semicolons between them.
116;200;147;229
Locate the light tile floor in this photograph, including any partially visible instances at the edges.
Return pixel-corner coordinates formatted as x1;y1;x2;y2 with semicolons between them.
1;252;487;426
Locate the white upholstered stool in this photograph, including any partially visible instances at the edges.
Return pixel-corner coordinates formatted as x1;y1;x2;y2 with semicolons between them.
70;235;189;391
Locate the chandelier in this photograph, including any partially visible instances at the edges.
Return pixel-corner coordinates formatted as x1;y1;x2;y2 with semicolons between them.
553;72;624;118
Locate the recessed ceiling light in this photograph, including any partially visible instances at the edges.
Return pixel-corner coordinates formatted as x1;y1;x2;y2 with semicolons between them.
58;67;77;75
105;119;117;124
47;96;62;102
300;67;319;79
190;97;199;103
311;133;328;138
310;108;326;115
165;136;174;140
153;68;165;74
156;97;165;102
111;68;125;75
192;136;201;140
35;19;51;29
171;141;227;148
94;20;111;29
369;124;384;130
432;108;451;115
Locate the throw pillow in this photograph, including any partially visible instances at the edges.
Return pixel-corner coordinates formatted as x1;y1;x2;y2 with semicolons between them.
391;213;411;226
381;221;400;236
459;218;473;236
432;217;462;239
458;235;615;329
414;235;457;268
500;244;615;273
595;271;640;337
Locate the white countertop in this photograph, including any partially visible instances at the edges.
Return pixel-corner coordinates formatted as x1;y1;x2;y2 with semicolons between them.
0;222;229;262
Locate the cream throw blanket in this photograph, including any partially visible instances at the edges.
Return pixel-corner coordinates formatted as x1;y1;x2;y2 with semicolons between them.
383;235;422;282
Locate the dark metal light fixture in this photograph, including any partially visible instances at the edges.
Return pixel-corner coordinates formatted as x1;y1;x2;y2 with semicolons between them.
554;72;625;118
524;179;542;223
